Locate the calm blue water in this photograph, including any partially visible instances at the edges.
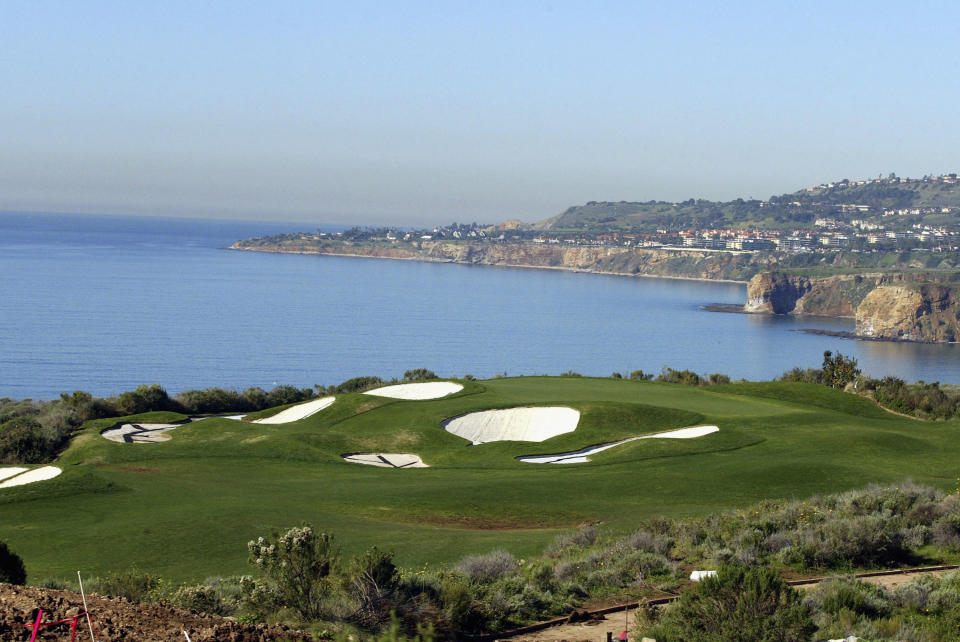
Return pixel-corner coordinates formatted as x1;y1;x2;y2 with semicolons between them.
4;211;960;399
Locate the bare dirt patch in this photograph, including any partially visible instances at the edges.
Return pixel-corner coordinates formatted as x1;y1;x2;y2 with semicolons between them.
0;582;311;641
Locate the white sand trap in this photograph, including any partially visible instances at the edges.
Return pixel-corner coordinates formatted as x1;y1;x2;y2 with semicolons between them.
364;382;463;400
0;467;28;482
343;453;428;468
444;407;580;444
101;422;184;443
517;425;720;464
0;466;61;488
253;396;335;424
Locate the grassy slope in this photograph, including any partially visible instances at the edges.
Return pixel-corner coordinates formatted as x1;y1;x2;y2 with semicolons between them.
1;377;958;583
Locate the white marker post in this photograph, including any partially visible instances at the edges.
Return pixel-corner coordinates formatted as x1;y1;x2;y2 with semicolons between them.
77;571;98;641
183;630;193;641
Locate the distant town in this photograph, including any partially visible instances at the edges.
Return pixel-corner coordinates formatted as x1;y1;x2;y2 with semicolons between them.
316;173;960;255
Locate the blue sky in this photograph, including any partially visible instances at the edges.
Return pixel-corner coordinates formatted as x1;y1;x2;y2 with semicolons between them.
1;1;958;225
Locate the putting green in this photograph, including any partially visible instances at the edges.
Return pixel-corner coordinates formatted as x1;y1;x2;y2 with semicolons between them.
2;376;959;584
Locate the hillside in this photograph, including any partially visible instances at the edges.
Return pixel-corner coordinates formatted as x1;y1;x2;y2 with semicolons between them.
537;175;960;232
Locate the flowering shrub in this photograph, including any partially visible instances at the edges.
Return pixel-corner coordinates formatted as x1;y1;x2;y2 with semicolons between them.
247;525;339;620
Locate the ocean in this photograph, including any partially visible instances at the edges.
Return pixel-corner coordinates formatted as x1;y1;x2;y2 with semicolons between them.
4;211;960;399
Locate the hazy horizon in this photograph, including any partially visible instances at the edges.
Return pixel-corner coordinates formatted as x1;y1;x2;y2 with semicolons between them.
3;1;958;227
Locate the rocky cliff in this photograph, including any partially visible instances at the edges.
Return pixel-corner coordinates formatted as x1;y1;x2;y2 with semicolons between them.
232;239;774;281
856;283;960;342
745;272;878;317
746;271;960;342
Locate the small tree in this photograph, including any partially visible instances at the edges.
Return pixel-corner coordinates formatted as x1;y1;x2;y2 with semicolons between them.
0;540;26;585
821;350;861;389
247;525;339;620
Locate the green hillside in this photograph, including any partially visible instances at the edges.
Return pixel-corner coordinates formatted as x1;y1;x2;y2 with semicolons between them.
1;376;959;583
538;176;960;232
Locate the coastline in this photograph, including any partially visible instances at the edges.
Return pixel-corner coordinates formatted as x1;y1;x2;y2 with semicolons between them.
227;245;749;285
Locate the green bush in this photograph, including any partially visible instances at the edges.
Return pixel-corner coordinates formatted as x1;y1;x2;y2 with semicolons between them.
92;566;160;602
646;566;815;642
332;376;384;394
403;369;437;381
0;540;26;585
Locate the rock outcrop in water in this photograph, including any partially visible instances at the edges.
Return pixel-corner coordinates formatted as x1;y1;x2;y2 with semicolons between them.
746;271;960;343
856;283;960;342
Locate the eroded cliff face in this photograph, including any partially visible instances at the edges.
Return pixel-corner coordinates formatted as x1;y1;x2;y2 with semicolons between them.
235;239;770;281
856;284;960;342
747;271;960;342
745;272;875;317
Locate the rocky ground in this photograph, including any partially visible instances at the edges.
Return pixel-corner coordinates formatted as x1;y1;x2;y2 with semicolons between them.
0;582;313;641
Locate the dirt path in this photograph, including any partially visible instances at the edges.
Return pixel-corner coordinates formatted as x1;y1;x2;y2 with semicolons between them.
506;566;958;642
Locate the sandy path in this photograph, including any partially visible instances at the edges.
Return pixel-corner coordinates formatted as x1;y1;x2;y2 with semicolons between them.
253;396;335;424
364;382;463;400
444;407;580;444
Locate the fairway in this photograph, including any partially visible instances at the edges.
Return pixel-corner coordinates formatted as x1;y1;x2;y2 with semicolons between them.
2;376;959;583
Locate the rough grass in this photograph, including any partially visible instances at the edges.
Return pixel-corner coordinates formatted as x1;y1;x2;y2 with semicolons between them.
2;376;960;584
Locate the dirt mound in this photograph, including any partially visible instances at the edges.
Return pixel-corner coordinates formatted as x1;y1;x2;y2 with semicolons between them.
0;582;312;641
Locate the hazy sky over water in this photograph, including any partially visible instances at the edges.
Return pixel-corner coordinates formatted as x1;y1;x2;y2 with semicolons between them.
2;1;958;226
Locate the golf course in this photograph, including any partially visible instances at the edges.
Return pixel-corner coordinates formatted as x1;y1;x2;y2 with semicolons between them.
1;375;958;584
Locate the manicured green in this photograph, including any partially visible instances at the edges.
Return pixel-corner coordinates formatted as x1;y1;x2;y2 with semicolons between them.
1;376;959;584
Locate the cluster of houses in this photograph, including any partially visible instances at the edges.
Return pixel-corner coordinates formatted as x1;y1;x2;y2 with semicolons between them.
806;173;959;191
528;222;960;253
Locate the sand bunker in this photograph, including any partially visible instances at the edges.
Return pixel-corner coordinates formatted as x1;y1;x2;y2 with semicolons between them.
101;422;184;443
342;453;428;468
0;466;62;488
364;382;463;400
517;425;720;464
253;396;335;424
444;407;579;444
0;467;28;482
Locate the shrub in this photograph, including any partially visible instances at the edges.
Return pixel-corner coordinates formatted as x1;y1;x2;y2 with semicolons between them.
403;369;437;381
116;384;176;415
0;416;51;464
646;566;815;642
170;583;227;614
248;525;340;620
333;376;384;394
621;529;672;556
656;367;702;386
708;373;731;385
265;385;313;408
345;546;400;627
455;550;518;583
93;566;160;602
545;526;597;557
804;576;890;619
0;540;26;585
629;370;653;381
